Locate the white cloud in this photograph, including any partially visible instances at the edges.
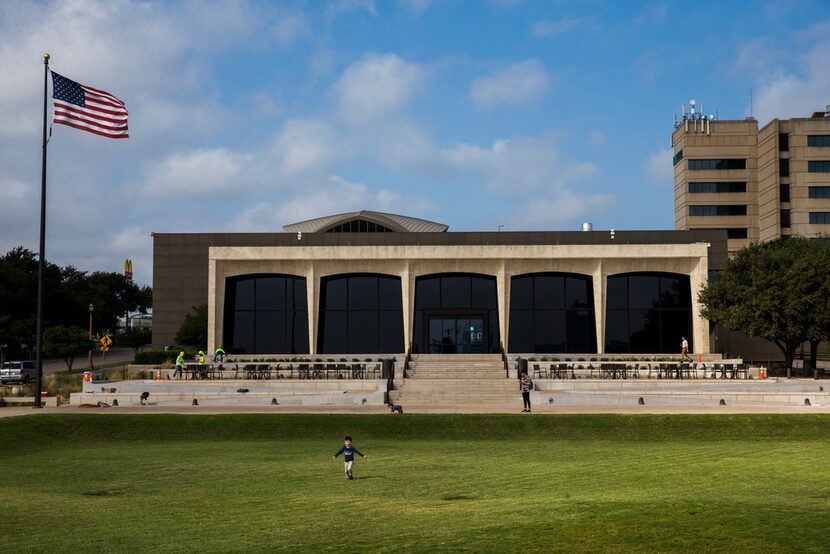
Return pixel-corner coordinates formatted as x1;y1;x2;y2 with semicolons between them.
531;18;582;38
469;60;550;110
332;53;425;124
270;118;341;176
230;175;435;231
140;148;254;197
442;134;595;194
512;187;615;230
645;147;674;185
743;20;830;122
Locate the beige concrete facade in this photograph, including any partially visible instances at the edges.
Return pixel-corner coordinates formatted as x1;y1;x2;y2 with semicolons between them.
207;242;711;356
674;113;830;254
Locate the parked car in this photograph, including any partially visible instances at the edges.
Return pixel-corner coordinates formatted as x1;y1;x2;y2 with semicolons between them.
0;361;37;384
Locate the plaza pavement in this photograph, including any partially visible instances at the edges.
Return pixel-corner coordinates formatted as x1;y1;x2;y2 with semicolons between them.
2;402;830;418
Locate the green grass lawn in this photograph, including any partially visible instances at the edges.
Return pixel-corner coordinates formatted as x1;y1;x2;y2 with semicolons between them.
1;414;829;553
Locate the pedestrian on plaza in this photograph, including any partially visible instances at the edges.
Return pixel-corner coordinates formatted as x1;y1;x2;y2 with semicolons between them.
214;347;225;364
333;436;366;480
519;369;533;413
197;351;207;379
386;401;404;413
680;337;690;362
173;351;185;379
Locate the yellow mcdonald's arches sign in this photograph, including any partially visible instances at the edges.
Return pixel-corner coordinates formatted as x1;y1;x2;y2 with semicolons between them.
124;258;133;281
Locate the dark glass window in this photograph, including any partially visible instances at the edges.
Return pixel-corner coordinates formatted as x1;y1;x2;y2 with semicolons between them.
688;205;747;216
779;158;790;177
673;149;683;165
325;219;393;232
809;186;830;199
810;212;830;224
604;273;693;354
781;209;791;228
689;182;746;193
779;133;789;151
508;273;597;353
808;135;830;147
809;161;830;172
318;274;403;354
688;159;746;170
412;274;500;354
726;228;748;239
223;275;309;354
780;183;790;203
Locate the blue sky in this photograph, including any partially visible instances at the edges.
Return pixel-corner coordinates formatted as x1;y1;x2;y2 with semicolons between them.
1;0;829;285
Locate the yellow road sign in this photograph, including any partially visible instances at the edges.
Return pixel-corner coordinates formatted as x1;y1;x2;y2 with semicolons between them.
100;335;112;347
98;345;109;352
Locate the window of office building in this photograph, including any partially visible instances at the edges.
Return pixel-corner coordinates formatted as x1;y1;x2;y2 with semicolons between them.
808;186;830;199
412;274;500;354
688;182;746;194
673;149;683;165
807;135;830;147
508;273;597;353
688;205;747;216
779;158;790;177
223;274;309;354
688;159;747;170
781;209;791;228
809;212;830;225
691;227;747;239
605;273;693;354
808;161;830;172
779;133;789;151
317;274;404;354
780;183;790;203
325;219;394;232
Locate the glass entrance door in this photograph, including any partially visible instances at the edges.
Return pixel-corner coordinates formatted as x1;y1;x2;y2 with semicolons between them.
427;317;485;353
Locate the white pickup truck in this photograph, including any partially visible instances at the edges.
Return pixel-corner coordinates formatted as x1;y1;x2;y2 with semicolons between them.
0;361;37;384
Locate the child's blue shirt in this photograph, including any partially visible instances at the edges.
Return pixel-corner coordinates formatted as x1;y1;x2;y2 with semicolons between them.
334;445;364;462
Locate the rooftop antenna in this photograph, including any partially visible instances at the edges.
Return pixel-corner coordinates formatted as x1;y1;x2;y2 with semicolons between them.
750;88;753;119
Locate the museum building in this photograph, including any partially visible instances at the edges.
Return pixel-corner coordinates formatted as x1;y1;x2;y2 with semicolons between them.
152;211;727;358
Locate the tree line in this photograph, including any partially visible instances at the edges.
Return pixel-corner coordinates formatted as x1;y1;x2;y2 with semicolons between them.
0;246;152;361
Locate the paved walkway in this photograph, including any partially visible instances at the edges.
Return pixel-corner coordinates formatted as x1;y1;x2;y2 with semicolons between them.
2;403;829;418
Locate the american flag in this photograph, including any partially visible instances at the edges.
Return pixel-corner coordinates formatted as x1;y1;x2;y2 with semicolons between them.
51;71;129;139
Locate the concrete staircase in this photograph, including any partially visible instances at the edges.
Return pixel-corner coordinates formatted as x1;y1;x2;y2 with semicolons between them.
390;355;516;404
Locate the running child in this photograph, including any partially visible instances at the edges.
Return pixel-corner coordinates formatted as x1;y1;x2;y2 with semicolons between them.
333;436;366;480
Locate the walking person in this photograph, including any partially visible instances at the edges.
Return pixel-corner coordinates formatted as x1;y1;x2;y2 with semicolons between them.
333;436;366;480
173;351;185;379
519;369;533;413
680;337;691;362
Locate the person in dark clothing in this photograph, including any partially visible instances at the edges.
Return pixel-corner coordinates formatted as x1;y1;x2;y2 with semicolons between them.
386;402;404;413
333;436;366;480
519;369;533;413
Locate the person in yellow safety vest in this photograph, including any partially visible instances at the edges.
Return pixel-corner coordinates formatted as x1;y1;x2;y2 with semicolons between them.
214;347;226;364
173;351;185;379
197;351;207;379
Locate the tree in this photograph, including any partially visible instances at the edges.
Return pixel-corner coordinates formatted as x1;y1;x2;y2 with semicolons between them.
115;328;153;355
0;247;153;357
175;304;208;349
44;325;94;371
699;237;830;370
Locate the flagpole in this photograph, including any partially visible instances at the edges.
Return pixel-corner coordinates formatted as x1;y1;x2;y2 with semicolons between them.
34;52;50;409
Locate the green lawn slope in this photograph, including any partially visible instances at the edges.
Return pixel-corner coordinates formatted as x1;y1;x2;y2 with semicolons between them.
1;414;829;552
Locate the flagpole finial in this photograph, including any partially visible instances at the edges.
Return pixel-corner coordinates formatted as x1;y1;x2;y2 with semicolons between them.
43;53;50;61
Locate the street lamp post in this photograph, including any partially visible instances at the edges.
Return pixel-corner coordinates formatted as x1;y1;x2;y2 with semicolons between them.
88;304;94;370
